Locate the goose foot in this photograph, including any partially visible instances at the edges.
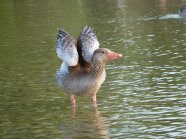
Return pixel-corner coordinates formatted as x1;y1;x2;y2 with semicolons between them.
92;94;97;108
70;95;76;109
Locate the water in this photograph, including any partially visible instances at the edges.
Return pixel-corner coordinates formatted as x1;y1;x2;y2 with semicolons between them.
0;0;186;138
159;14;181;19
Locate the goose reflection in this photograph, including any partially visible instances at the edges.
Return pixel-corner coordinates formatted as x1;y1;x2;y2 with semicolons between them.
60;108;109;139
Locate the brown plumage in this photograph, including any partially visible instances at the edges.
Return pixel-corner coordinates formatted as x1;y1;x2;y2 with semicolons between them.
55;26;123;108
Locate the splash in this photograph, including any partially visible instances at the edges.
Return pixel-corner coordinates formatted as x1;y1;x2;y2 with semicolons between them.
159;14;181;20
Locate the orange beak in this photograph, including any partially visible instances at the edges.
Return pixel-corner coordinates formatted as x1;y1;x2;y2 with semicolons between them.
107;51;123;60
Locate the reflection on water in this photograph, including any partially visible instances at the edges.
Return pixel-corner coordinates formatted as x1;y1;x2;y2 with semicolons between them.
0;0;186;138
60;108;109;139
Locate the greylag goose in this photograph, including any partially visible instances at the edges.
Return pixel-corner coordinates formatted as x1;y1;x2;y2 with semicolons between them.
179;5;186;17
55;26;123;108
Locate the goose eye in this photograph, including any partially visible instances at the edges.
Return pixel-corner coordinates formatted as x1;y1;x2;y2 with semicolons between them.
102;51;105;54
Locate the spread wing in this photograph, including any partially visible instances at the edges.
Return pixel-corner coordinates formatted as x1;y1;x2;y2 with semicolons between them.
56;29;78;66
77;26;100;63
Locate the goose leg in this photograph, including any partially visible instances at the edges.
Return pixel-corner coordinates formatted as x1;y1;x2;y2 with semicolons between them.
92;94;97;108
70;95;76;108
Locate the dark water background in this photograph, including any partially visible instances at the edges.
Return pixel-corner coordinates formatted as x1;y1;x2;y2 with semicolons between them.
0;0;186;138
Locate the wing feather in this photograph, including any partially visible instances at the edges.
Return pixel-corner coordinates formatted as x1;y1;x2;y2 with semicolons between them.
56;29;78;66
77;26;100;63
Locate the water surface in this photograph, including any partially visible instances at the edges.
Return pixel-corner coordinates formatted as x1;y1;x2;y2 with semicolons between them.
0;0;186;138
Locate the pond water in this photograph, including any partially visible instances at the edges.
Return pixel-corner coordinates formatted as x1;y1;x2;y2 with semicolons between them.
0;0;186;138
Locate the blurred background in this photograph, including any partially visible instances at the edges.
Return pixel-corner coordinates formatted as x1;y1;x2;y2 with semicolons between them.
0;0;186;138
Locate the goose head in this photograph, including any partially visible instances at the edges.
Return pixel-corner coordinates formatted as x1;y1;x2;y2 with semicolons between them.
92;48;123;63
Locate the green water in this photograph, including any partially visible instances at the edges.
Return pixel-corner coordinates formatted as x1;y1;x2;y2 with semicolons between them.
0;0;186;138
